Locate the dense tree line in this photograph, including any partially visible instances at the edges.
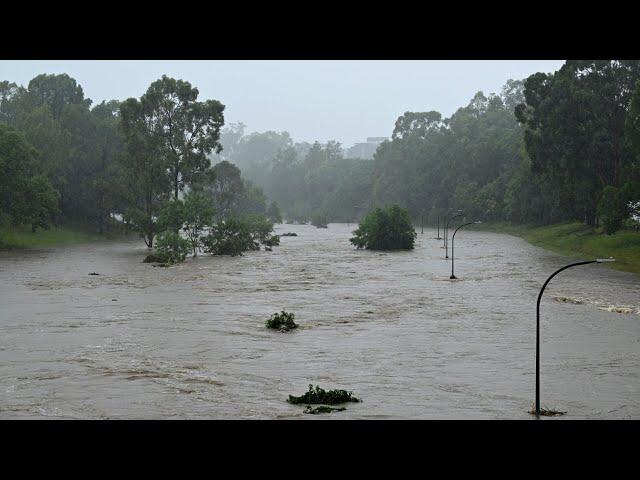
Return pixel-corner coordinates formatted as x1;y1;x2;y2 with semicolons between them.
3;61;640;245
1;75;123;233
216;61;640;234
0;73;276;255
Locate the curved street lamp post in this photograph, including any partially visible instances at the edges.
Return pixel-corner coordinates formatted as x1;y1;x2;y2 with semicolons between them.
444;211;464;259
534;257;615;417
449;221;481;279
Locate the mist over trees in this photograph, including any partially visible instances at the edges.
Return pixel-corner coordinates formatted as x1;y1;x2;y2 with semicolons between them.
212;63;640;233
0;73;274;254
2;61;640;244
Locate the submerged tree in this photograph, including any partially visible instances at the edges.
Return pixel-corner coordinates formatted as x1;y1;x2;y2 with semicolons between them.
350;205;416;250
182;191;215;256
119;98;170;247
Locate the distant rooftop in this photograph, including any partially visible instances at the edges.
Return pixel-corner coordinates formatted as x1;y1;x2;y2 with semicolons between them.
346;137;388;159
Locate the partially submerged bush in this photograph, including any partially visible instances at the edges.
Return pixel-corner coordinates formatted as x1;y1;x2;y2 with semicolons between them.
288;384;360;405
202;217;257;256
350;205;416;250
155;231;190;264
264;234;280;247
528;404;566;417
265;311;298;332
202;214;275;256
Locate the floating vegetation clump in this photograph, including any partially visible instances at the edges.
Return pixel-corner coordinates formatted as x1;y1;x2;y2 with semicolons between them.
303;405;346;415
265;311;298;332
528;404;566;417
553;295;584;304
288;384;361;405
602;305;634;314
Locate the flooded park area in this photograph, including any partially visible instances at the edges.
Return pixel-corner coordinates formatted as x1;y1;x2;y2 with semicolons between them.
0;223;638;419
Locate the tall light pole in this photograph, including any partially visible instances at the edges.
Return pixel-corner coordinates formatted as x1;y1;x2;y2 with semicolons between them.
435;215;442;240
449;221;481;279
444;211;464;259
534;257;615;417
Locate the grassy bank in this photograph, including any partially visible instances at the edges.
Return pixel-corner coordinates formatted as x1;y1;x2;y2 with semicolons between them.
471;222;640;275
0;224;110;250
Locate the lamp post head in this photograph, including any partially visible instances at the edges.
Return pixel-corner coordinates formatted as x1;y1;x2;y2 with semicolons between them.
474;221;482;224
596;257;616;263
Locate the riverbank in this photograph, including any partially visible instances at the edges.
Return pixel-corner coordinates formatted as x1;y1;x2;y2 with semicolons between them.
470;222;640;275
0;225;114;250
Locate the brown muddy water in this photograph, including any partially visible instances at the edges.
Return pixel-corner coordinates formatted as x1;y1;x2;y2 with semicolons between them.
0;223;638;419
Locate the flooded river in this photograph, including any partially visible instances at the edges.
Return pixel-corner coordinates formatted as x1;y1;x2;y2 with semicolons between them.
1;224;638;419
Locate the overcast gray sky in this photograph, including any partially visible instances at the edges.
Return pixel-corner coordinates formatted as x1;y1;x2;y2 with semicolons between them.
0;60;564;146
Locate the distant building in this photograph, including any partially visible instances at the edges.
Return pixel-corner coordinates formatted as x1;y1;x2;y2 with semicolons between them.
346;137;387;159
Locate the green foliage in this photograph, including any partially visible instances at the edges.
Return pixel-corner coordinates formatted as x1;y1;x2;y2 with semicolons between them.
265;311;298;332
0;224;104;250
0;123;59;231
626;80;640;158
139;75;225;199
205;160;244;220
475;222;640;275
264;234;280;246
350;205;416;250
182;191;215;256
287;385;360;405
517;61;640;225
154;231;190;264
23;175;60;232
202;217;254;256
242;213;275;244
202;214;274;256
597;186;625;234
157;198;185;233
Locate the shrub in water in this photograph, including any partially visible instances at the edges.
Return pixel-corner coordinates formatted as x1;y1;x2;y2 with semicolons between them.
288;384;360;405
350;205;416;250
265;311;298;332
155;231;190;264
202;214;275;256
264;234;280;247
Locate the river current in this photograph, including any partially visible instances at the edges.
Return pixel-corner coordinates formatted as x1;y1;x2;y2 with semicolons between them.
0;224;638;419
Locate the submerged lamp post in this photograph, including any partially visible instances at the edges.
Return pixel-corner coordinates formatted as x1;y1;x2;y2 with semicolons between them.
449;221;481;279
534;257;615;417
436;215;442;240
444;211;464;259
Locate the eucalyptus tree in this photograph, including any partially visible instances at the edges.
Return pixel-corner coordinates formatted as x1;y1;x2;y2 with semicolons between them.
119;98;170;248
138;75;225;200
